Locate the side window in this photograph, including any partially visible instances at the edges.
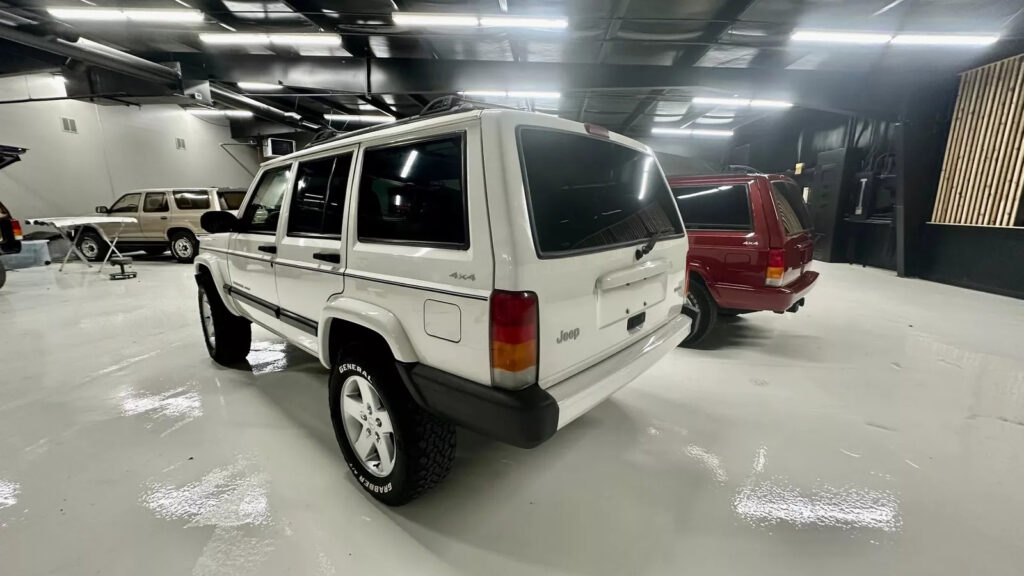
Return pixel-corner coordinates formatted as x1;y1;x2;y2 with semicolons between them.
240;167;290;234
173;190;212;210
109;193;141;214
287;152;352;237
143;192;169;213
216;190;245;211
357;134;467;248
672;184;752;231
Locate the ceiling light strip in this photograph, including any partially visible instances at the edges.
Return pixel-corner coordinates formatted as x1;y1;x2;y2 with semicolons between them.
393;12;567;29
651;128;733;138
793;29;1000;46
48;7;205;23
323;114;395;123
199;33;341;46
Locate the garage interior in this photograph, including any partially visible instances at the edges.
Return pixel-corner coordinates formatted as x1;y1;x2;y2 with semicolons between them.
1;1;1023;575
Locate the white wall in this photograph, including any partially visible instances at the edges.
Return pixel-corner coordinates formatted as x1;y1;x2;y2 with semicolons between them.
0;74;260;220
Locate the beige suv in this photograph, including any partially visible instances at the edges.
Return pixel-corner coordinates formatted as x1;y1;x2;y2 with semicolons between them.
78;187;245;263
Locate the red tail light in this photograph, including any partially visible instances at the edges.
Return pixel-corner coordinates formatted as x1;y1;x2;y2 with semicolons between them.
490;290;538;390
766;249;785;287
11;219;23;240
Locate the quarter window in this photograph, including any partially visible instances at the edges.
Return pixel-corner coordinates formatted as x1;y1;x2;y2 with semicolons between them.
672;184;752;231
109;193;141;214
240;167;290;234
288;153;352;237
357;134;467;248
173;190;211;210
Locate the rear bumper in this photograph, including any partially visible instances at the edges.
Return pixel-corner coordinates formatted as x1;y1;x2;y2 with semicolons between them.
397;313;691;448
714;271;819;312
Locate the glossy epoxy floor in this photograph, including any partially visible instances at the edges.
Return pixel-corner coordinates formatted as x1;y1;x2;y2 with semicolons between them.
1;260;1023;575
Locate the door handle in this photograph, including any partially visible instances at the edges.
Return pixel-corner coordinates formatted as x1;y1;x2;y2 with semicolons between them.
257;245;277;254
160;216;168;220
312;251;341;264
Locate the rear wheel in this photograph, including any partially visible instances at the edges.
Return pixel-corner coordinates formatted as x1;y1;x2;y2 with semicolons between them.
197;279;251;365
170;231;198;263
329;344;455;506
680;281;717;347
0;265;6;289
77;229;108;262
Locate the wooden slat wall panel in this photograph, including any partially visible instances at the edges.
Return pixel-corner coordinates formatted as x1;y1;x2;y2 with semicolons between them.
932;54;1024;227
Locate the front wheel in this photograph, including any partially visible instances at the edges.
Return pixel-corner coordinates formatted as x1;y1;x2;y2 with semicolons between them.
680;281;717;347
197;280;251;365
170;231;198;263
329;346;455;506
0;266;6;289
77;229;108;262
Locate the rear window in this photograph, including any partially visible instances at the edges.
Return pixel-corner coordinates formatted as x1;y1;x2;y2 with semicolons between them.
173;190;210;210
672;184;752;230
771;181;812;235
217;190;245;210
0;201;8;217
518;128;684;257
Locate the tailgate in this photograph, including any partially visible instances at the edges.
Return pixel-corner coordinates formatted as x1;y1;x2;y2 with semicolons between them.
499;121;688;389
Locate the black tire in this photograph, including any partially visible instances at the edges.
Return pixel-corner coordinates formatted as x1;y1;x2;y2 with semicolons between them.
170;230;198;263
329;344;456;506
144;246;167;257
76;228;109;262
197;278;251;365
0;265;6;289
680;281;718;347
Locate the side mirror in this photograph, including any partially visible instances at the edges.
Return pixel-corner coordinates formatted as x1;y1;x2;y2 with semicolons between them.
95;206;109;214
201;210;240;234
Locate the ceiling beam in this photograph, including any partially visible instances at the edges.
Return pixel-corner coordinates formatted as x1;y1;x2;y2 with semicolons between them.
618;0;761;133
279;0;371;57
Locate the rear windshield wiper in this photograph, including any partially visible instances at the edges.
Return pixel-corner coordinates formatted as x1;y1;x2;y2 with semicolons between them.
635;229;663;261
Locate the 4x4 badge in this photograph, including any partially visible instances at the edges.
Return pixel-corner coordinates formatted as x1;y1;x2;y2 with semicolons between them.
449;272;476;281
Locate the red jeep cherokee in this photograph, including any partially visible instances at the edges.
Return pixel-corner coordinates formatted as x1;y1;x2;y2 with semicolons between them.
670;172;819;346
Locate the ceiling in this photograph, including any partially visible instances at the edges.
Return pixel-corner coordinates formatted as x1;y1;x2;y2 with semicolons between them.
1;0;1022;135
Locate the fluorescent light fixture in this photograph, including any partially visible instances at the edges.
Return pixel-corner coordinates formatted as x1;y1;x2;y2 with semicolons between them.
651;127;733;138
200;33;339;46
460;90;560;99
48;7;204;23
693;97;793;108
891;34;999;46
400;150;419;179
236;81;283;91
52;74;67;84
323;114;395;123
694;116;733;125
479;16;568;29
394;12;567;29
393;13;479;26
188;109;254;118
200;33;269;45
791;30;892;44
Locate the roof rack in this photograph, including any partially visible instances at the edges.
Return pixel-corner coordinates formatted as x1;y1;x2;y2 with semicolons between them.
726;164;764;175
303;96;523;150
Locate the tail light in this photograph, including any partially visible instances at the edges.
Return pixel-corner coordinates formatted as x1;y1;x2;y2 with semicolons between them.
490;290;538;390
11;219;23;240
766;249;785;287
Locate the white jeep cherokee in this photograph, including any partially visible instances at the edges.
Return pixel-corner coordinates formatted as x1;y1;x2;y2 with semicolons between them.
194;106;691;505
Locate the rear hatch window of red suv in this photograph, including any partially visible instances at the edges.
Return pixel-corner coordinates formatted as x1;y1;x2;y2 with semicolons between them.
672;184;752;231
770;180;811;236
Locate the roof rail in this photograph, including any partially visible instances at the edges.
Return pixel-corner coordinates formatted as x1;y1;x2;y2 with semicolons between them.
302;96;526;150
726;164;764;175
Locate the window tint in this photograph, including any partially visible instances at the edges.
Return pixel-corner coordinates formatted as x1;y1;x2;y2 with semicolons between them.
143;192;169;213
0;201;8;217
240;167;290;234
672;184;751;230
518;128;683;255
771;181;812;235
109;193;141;214
173;190;211;210
217;190;245;211
357;135;466;247
288;153;351;237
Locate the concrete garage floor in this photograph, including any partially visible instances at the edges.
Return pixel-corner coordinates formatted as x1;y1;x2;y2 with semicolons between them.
1;260;1022;576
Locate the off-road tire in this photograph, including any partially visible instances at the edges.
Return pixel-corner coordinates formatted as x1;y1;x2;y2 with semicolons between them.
170;230;198;263
680;280;718;347
76;228;108;262
197;278;251;365
329;344;456;506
